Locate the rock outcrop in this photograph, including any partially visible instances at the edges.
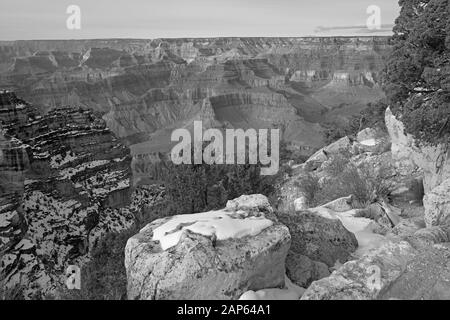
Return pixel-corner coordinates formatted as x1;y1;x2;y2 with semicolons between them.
278;210;358;268
385;107;450;193
301;241;417;300
301;224;450;300
0;92;164;298
423;179;450;227
379;243;450;300
385;107;450;227
125;194;290;300
275;201;360;288
0;127;29;254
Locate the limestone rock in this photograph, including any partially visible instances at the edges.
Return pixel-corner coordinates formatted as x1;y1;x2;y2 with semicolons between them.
423;179;450;227
379;244;450;300
226;194;273;214
321;195;355;212
125;195;291;300
389;217;425;238
0;91;139;298
385;107;419;175
285;253;330;288
351;139;391;155
301;241;417;300
385;107;450;193
305;136;352;171
277;210;358;267
356;128;379;143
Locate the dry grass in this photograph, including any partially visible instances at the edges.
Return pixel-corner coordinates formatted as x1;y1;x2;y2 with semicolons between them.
296;155;395;209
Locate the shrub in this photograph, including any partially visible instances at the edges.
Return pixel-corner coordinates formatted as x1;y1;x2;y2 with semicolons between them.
294;174;320;207
306;157;394;208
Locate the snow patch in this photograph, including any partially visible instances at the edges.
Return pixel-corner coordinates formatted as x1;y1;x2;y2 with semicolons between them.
152;209;273;250
335;210;389;257
239;276;305;300
360;138;377;146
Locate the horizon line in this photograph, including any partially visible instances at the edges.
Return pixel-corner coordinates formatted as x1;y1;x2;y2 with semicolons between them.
0;35;393;42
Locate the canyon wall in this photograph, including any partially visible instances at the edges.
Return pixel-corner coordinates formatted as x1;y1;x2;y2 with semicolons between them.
0;91;140;297
0;37;390;188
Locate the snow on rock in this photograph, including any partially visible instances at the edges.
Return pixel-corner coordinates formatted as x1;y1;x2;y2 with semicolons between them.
359;139;377;146
125;194;291;300
0;96;141;299
59;159;110;180
50;151;79;169
309;201;390;257
152;209;273;251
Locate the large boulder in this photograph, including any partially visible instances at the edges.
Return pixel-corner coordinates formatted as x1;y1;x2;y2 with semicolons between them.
301;241;418;300
305;136;352;171
285;253;330;288
226;194;274;215
379;243;450;300
277;210;358;268
125;195;291;300
352;127;391;155
356;128;379;143
423;179;450;227
351;138;391;155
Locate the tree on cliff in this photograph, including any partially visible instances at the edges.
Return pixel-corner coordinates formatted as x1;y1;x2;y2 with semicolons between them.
383;0;450;145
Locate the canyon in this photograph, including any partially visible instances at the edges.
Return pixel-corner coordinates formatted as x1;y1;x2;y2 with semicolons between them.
0;37;393;298
0;37;390;185
125;107;450;300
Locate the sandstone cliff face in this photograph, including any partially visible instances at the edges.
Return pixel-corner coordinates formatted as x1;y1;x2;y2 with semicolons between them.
0;92;158;298
0;128;29;255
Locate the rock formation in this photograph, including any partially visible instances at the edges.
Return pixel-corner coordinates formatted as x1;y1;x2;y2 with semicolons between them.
385;107;450;227
125;194;290;300
0;91;162;298
0;37;390;169
278;209;357;287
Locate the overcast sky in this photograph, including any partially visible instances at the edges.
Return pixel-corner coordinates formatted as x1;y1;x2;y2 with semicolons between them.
0;0;400;40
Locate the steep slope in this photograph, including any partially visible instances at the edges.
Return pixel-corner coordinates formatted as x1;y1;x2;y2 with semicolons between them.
0;91;162;298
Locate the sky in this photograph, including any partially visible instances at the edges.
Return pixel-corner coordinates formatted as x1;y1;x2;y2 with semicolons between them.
0;0;400;40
